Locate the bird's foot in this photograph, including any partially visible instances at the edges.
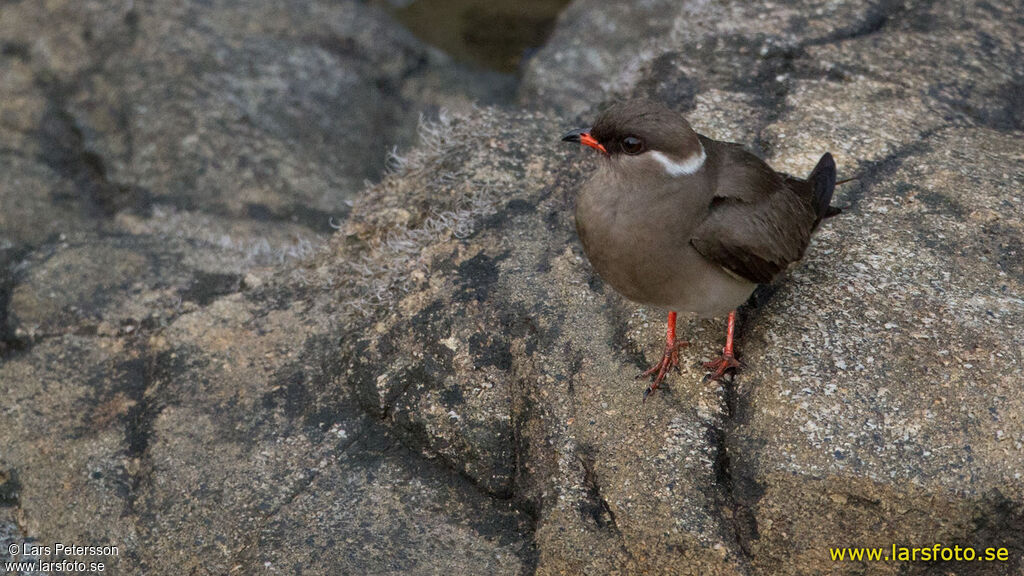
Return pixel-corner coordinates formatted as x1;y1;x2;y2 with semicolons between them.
638;340;689;401
702;352;742;382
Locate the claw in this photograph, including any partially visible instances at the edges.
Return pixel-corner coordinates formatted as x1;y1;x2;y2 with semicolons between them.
638;339;688;399
701;310;742;383
702;353;742;382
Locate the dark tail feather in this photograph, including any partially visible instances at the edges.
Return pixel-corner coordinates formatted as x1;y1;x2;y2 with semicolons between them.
808;152;838;220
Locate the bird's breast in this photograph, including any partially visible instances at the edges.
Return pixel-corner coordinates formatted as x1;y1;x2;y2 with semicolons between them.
574;171;755;315
575;177;694;303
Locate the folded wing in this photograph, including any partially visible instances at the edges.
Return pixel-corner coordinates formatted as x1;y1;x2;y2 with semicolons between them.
689;142;827;284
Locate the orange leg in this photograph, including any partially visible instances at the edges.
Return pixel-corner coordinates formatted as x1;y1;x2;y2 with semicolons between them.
638;311;689;401
703;310;742;381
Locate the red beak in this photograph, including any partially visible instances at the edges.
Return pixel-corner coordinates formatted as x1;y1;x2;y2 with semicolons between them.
561;128;607;154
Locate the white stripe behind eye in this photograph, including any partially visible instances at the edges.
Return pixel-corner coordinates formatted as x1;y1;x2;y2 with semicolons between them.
650;146;706;176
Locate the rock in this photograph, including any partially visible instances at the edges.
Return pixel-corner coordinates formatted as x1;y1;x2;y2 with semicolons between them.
60;0;503;223
0;56;99;250
256;435;534;574
0;0;508;353
514;0;1024;573
518;0;681;119
6;233;275;341
0;288;536;574
0;335;141;570
1;0;507;247
762;0;1023;175
0;156;95;250
328;107;750;575
1;3;535;573
730;125;1024;575
327;0;1024;573
1;0;1023;574
519;0;910;119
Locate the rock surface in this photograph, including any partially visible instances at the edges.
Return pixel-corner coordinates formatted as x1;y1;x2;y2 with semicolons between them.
1;0;528;574
2;0;1023;575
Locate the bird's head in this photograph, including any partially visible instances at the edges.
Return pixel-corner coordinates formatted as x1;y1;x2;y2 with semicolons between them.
561;99;706;177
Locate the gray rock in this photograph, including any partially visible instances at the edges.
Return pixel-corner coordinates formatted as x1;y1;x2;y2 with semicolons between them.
0;335;141;571
0;0;507;349
327;0;1024;573
1;0;1022;574
1;1;532;573
518;0;682;119
256;436;533;574
328;106;751;575
60;0;500;222
1;5;533;573
1;517;48;576
0;57;100;251
0;155;95;250
519;0;907;119
1;0;506;245
731;125;1024;575
0;290;535;574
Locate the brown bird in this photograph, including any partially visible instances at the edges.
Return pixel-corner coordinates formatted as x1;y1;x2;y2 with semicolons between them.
562;99;840;400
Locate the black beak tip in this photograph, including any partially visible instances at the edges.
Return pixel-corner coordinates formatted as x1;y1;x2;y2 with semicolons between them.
561;128;587;143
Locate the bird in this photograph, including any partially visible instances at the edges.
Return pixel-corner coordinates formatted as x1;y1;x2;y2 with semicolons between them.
561;99;841;400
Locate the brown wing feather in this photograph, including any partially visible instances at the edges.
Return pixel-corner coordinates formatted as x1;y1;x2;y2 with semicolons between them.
689;141;819;284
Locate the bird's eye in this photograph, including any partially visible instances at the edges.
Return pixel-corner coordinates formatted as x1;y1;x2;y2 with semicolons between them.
621;136;644;155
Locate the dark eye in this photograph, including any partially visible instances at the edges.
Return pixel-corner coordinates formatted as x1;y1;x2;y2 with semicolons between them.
621;136;644;155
